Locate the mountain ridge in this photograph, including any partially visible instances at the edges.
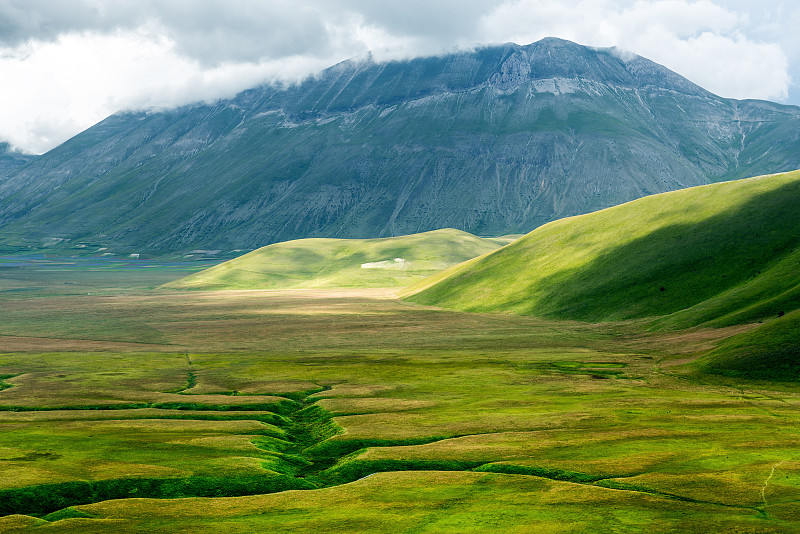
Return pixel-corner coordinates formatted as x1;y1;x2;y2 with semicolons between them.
1;38;799;252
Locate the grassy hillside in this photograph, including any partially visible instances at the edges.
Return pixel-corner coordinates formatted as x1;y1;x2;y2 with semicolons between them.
165;229;503;290
698;308;800;381
404;170;800;328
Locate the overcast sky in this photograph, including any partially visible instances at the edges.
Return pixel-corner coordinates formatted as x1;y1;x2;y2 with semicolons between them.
1;0;798;154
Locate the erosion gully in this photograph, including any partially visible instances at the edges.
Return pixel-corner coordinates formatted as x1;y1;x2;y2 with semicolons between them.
0;385;767;521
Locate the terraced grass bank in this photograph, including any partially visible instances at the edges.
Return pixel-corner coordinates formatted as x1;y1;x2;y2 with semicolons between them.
0;376;682;522
0;388;335;517
3;367;798;532
2;377;705;521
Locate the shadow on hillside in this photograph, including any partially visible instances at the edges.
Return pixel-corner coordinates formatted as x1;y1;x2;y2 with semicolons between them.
517;176;800;325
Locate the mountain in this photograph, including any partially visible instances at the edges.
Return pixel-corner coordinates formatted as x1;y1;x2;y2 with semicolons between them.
1;38;799;252
165;228;505;290
0;143;36;179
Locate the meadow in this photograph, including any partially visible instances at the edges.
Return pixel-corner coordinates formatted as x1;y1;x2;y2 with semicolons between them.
0;255;799;533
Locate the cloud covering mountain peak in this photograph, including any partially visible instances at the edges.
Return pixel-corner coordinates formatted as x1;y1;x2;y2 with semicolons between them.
0;0;796;154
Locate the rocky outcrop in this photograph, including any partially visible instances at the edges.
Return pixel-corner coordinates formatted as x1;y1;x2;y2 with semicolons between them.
488;51;531;91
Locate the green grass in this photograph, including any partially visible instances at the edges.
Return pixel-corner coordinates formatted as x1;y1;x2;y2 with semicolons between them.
404;170;800;327
164;229;503;290
7;471;787;533
698;308;800;380
402;170;800;382
0;284;799;531
0;475;313;517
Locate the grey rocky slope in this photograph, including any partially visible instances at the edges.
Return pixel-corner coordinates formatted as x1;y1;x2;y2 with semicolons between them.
1;37;798;252
0;143;36;180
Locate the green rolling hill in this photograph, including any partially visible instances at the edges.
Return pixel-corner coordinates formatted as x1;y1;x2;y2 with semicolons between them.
165;229;505;290
403;170;800;380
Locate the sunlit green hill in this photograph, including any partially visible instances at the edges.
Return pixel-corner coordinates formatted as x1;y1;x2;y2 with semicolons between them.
165;229;504;290
405;170;800;325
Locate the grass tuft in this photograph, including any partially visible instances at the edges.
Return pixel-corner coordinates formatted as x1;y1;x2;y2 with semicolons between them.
473;463;607;483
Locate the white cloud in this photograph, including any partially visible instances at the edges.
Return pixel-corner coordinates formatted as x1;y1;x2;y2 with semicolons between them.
0;0;796;154
0;29;342;154
652;31;789;101
151;0;332;65
478;0;790;101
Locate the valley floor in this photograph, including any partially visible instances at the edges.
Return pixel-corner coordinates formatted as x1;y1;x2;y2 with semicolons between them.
0;268;798;532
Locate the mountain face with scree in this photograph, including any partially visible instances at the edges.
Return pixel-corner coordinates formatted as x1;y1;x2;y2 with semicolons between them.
1;37;799;252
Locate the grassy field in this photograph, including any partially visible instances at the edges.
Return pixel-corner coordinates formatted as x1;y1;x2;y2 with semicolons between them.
2;179;800;533
0;256;799;532
165;229;507;290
